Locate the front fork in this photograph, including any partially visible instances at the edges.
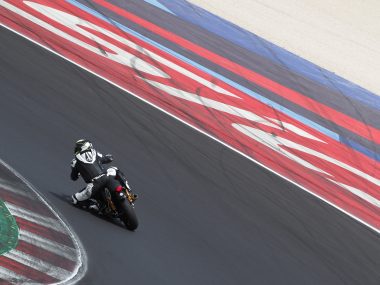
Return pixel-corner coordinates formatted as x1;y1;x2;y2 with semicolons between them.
100;186;136;217
103;188;117;215
125;190;136;204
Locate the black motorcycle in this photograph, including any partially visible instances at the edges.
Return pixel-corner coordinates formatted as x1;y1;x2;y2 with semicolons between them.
91;177;139;231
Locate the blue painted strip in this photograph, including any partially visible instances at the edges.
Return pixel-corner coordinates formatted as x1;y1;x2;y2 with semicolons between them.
160;0;380;111
143;0;174;14
66;0;378;161
342;137;380;162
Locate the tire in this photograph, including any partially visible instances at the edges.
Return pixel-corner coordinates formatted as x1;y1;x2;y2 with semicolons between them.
120;200;138;231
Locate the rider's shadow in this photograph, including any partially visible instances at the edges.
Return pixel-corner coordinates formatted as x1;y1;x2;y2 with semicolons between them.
48;191;125;229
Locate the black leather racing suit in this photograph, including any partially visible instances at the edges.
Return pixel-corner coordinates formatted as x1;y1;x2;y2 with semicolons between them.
71;149;128;203
71;150;112;183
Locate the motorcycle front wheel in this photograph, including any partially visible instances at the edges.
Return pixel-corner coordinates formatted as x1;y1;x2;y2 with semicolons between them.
120;200;138;231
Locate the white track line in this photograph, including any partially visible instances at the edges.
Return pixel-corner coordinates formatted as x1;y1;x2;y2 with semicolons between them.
0;5;378;239
0;179;30;197
19;229;77;262
5;202;66;233
0;266;32;284
4;249;71;280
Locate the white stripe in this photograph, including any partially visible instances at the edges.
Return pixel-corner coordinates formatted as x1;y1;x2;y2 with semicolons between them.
266;118;325;143
0;266;32;284
233;123;380;186
141;78;271;123
5;202;66;233
143;76;380;201
21;1;238;98
0;179;30;197
0;162;86;285
19;230;77;262
1;0;167;79
233;123;380;206
328;179;380;208
4;249;71;280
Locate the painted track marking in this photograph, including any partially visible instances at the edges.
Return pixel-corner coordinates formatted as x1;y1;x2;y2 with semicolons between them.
0;158;87;284
0;0;379;234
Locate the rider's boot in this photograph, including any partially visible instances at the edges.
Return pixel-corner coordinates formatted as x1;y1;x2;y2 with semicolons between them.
71;194;79;205
88;199;99;213
72;193;99;212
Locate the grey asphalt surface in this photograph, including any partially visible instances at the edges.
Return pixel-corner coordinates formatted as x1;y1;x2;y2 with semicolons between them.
1;26;380;285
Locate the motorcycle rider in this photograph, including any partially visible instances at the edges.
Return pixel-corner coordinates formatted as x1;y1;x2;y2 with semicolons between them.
70;139;137;211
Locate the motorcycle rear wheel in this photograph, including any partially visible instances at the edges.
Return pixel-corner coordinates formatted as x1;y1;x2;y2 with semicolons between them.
120;200;138;231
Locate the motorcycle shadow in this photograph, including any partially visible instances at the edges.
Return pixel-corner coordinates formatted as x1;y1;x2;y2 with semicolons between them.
85;209;125;229
50;192;125;229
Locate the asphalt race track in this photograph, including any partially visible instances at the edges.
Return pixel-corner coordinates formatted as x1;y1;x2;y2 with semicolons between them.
1;26;380;285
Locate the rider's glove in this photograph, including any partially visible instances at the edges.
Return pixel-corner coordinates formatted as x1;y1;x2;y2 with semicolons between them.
105;154;113;162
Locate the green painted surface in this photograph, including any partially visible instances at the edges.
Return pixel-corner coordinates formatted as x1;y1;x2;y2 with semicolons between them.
0;200;18;255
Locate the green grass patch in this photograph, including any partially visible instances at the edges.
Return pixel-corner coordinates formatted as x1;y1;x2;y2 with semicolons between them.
0;200;18;255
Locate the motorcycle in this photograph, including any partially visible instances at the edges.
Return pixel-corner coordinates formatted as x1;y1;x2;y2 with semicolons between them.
93;176;139;231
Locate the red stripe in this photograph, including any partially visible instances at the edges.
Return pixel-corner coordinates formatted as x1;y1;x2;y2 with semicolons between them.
0;188;56;218
16;240;76;272
0;279;13;285
93;0;380;145
0;256;58;283
15;217;74;247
